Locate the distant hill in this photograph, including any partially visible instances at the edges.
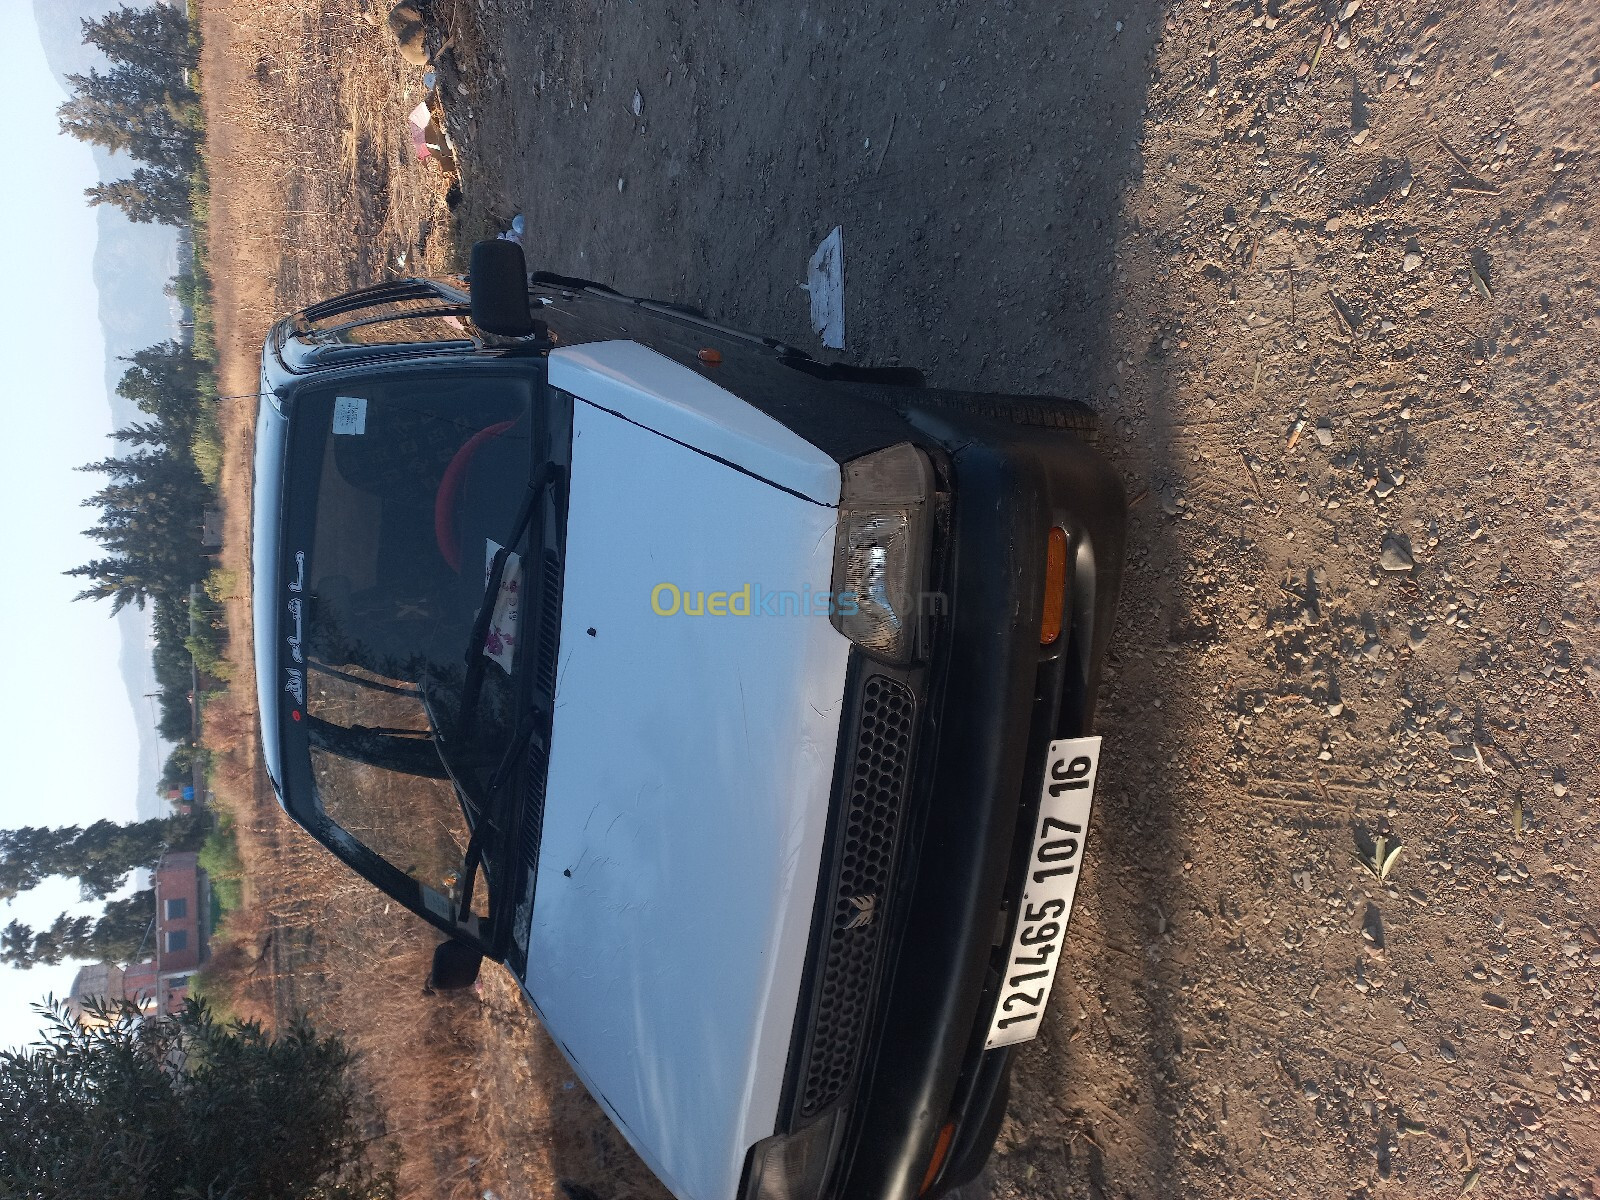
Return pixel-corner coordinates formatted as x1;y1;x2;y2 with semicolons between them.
32;0;183;425
30;0;102;81
33;0;183;816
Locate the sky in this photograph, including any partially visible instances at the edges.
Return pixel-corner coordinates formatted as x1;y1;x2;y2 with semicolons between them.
0;2;150;1049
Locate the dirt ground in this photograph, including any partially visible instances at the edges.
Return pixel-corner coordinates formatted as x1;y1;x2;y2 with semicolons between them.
203;0;1600;1196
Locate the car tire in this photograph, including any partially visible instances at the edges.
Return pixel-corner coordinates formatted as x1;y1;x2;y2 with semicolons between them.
911;391;1099;443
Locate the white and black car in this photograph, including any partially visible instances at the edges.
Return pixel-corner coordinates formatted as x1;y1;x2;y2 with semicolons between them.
252;241;1125;1200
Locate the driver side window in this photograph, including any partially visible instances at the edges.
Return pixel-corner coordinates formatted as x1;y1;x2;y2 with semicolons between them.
306;665;488;918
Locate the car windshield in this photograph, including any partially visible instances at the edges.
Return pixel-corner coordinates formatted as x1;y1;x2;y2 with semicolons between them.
280;370;543;925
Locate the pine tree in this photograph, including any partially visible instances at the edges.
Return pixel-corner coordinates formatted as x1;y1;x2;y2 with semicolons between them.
69;445;207;611
152;596;198;741
67;341;211;612
0;890;156;969
63;7;200;229
85;166;193;226
80;3;196;77
116;341;203;440
57;67;198;173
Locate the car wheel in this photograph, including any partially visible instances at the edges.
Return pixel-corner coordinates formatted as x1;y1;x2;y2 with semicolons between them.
912;391;1099;443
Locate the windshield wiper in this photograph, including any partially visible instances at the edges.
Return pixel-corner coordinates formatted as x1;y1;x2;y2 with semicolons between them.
445;460;561;945
418;687;492;828
453;712;545;922
455;461;561;744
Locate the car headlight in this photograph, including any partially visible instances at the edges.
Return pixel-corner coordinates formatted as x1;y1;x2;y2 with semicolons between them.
741;1109;845;1200
830;443;934;664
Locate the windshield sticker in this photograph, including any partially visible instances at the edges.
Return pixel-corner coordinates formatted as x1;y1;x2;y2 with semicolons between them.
483;540;522;676
284;668;305;708
332;395;368;436
285;597;305;664
288;550;305;593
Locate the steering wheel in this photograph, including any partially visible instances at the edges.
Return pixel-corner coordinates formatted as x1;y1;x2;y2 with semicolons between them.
433;420;517;571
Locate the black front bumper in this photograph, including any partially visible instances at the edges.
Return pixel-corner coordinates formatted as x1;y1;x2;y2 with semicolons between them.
828;411;1125;1200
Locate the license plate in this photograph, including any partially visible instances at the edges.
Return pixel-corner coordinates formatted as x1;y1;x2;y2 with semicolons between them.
984;736;1100;1050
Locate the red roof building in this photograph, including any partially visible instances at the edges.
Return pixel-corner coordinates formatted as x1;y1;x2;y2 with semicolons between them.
153;850;209;1013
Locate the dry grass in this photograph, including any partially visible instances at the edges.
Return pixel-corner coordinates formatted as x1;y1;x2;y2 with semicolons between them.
190;2;665;1196
193;0;678;1188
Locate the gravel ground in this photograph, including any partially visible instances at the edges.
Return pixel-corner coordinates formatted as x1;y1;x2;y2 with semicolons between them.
235;0;1600;1194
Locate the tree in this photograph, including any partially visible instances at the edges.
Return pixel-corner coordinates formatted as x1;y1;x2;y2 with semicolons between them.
165;268;203;310
0;890;155;968
67;341;212;613
115;341;203;441
160;742;201;792
68;444;208;611
0;827;76;903
0;816;196;902
80;3;195;77
85;164;193;226
64;7;200;229
152;594;200;740
0;1000;396;1200
57;66;198;172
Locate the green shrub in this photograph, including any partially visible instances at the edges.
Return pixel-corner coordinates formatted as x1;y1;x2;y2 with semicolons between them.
191;428;223;486
198;819;244;916
0;1000;396;1199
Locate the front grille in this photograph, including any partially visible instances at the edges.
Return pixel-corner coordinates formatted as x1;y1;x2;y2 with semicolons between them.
533;551;561;699
517;550;563;906
522;740;549;869
799;674;917;1117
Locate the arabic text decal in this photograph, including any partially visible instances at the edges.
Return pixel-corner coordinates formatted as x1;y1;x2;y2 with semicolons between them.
286;597;304;664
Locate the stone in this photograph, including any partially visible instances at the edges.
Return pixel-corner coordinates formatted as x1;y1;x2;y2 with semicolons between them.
1380;534;1414;572
387;1;430;66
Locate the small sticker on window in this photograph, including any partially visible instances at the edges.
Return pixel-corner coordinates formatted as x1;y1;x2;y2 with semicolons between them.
332;396;368;435
482;540;521;676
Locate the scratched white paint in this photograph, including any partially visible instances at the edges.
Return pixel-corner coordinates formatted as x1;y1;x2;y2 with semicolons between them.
523;396;851;1200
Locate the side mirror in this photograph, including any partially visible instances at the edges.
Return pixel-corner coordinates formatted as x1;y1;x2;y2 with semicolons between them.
469;238;535;337
427;938;483;991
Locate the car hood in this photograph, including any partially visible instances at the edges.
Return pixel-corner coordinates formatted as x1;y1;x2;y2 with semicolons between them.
522;379;851;1200
546;339;842;505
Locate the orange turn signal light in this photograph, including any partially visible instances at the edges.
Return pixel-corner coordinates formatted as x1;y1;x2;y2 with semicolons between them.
919;1121;958;1196
1040;526;1068;646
